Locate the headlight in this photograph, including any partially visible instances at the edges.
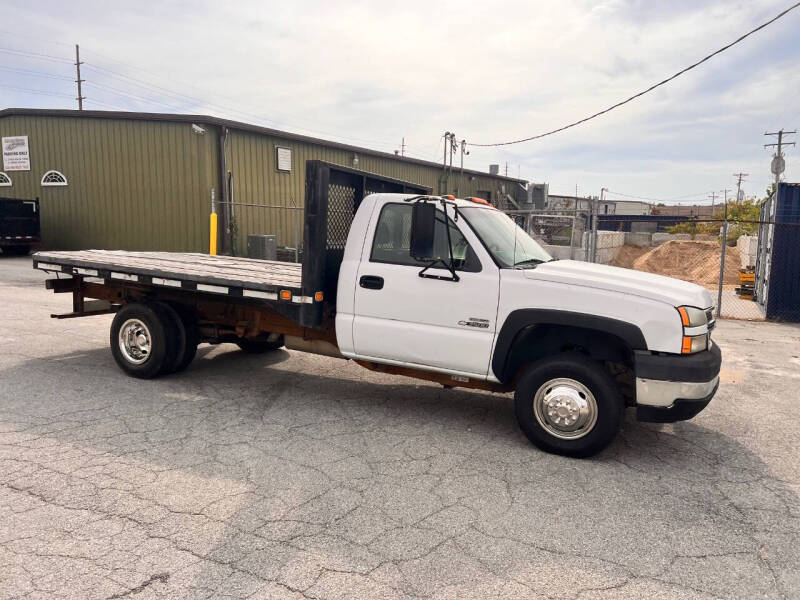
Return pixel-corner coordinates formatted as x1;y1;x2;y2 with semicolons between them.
677;306;710;354
677;306;707;328
681;334;708;354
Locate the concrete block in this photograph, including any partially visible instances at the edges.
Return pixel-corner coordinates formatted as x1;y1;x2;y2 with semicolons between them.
624;232;652;247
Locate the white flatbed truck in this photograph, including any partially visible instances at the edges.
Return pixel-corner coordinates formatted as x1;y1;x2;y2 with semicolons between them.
32;161;721;457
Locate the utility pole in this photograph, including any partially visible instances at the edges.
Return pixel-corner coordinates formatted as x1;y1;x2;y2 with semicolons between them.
458;139;468;198
74;44;85;110
442;132;450;194
716;187;731;318
720;189;731;220
733;172;748;203
764;129;795;190
448;133;457;182
590;188;604;263
708;192;718;218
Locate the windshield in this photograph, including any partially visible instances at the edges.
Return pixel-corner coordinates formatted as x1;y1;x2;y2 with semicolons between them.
460;207;552;268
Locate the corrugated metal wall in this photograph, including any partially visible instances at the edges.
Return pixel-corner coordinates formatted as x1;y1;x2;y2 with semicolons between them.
0;115;217;251
1;114;520;254
226;129;514;254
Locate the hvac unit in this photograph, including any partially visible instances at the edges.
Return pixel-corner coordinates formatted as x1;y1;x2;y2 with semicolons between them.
247;234;277;260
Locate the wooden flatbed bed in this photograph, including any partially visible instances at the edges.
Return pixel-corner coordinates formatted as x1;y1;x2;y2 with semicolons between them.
33;250;310;303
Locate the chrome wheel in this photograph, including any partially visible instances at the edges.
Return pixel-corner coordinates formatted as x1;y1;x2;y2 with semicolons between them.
118;318;152;364
533;378;598;440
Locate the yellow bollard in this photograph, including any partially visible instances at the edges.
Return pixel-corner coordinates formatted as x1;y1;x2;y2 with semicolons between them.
209;212;218;255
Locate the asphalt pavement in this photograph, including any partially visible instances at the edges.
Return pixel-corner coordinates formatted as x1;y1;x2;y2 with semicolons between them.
1;255;798;599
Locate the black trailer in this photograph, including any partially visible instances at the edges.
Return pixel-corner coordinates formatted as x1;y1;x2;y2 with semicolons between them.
1;197;40;255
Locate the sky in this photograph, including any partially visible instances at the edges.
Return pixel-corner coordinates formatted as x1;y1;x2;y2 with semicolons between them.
2;0;799;204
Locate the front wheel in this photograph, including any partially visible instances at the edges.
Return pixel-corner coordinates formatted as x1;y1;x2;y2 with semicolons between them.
514;353;624;458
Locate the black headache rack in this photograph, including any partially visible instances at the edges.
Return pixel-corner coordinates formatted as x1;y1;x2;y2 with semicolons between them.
298;161;430;327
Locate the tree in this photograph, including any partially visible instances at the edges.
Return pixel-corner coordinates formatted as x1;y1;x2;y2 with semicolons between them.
666;197;761;242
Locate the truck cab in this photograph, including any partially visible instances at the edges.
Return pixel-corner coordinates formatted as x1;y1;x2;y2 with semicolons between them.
336;193;721;456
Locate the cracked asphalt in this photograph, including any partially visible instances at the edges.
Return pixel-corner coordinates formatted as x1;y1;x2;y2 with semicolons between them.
1;256;799;599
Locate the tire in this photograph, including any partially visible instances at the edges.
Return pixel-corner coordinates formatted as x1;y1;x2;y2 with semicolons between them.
109;303;179;379
514;353;624;458
171;305;199;373
236;335;284;354
151;302;188;375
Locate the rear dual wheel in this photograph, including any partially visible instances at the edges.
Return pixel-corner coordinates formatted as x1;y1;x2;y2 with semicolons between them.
110;302;198;378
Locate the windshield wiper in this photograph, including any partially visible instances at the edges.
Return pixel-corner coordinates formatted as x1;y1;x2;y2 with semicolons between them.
513;258;547;268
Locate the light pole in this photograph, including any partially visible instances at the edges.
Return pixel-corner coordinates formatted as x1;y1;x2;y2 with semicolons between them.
590;188;605;263
459;140;469;197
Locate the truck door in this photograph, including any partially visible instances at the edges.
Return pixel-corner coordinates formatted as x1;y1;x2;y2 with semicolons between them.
351;201;500;377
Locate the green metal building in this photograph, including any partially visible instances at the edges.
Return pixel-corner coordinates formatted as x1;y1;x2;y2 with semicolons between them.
0;108;527;254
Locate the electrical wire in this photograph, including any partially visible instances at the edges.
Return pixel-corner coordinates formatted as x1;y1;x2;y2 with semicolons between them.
0;47;73;64
0;82;118;109
84;81;189;111
0;83;75;99
0;36;413;153
81;62;402;150
469;1;800;147
0;65;73;81
605;189;714;203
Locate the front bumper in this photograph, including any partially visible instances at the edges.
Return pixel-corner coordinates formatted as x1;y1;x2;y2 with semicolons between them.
634;343;722;423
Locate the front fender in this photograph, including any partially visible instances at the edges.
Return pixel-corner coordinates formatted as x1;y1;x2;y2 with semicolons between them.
492;309;648;383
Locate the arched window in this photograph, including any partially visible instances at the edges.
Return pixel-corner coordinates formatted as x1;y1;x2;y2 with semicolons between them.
0;172;11;187
41;170;68;186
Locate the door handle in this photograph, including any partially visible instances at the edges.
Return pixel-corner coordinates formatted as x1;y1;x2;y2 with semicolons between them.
359;275;384;290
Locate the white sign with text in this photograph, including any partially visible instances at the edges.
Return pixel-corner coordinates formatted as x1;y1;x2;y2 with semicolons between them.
2;136;31;171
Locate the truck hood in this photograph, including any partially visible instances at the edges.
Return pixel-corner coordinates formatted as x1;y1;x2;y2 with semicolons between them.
525;260;713;308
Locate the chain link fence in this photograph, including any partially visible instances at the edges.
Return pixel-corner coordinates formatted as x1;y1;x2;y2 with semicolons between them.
591;216;764;320
507;211;588;260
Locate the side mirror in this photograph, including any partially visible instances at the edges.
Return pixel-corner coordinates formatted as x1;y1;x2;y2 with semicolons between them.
410;202;436;260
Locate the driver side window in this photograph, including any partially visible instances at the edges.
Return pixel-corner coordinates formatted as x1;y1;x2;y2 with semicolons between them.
370;203;481;272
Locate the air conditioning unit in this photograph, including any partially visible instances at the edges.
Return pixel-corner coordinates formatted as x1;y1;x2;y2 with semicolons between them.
247;234;277;260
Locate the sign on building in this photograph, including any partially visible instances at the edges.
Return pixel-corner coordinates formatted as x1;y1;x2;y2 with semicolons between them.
2;136;31;171
276;147;291;172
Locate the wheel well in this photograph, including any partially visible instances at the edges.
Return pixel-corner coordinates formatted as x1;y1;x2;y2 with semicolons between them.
503;324;635;401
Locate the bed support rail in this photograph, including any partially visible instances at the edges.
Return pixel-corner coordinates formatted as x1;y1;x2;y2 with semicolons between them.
45;276;118;319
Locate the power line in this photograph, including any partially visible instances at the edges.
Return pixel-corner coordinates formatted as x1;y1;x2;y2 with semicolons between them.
605;189;713;203
0;65;73;81
0;47;73;63
84;81;188;111
0;83;75;99
0;82;118;108
0;36;404;150
0;30;74;49
81;61;402;150
469;1;800;147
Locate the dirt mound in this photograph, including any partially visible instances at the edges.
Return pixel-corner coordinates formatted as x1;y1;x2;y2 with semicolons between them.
632;240;740;285
610;245;650;269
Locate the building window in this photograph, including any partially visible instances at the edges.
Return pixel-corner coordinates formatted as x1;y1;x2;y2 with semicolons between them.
41;170;68;186
0;172;11;187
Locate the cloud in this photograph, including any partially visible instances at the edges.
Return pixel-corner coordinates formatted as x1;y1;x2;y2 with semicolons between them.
1;0;798;199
